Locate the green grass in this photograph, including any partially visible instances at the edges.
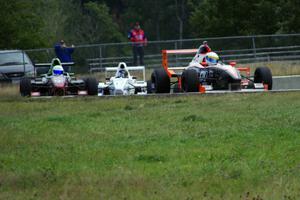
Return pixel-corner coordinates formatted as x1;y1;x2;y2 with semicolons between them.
0;92;300;199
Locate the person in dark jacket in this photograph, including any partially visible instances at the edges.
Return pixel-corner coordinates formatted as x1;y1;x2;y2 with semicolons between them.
54;40;74;72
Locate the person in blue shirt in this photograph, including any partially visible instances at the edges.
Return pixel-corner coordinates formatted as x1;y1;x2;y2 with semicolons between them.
54;40;74;72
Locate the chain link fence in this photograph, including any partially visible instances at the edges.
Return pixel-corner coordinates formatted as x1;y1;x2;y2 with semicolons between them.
25;33;300;74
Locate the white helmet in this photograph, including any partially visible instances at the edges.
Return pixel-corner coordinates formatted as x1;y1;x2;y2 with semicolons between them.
205;52;219;65
116;62;128;78
52;65;64;75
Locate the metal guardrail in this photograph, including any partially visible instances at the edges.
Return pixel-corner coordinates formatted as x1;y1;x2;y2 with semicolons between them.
87;45;300;72
22;33;300;73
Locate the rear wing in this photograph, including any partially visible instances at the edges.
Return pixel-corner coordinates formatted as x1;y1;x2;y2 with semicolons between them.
35;62;75;68
162;49;250;77
105;66;146;81
34;62;75;76
162;49;197;77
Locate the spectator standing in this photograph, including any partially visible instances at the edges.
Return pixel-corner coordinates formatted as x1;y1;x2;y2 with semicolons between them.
127;22;134;40
198;41;211;54
190;41;212;66
54;40;75;72
128;22;147;66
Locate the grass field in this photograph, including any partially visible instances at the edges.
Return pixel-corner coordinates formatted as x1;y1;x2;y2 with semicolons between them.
0;92;300;199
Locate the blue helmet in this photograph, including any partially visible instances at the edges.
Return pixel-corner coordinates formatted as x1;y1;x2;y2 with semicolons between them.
52;65;64;75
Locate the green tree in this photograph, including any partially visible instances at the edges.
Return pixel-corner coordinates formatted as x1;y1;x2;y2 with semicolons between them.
0;0;46;49
64;1;125;44
280;0;300;33
35;0;72;46
119;0;191;40
189;0;281;37
1;0;300;50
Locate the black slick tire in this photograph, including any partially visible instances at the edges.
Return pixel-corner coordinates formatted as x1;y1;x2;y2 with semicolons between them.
85;77;98;95
20;77;32;96
254;67;273;90
151;69;170;93
182;69;199;92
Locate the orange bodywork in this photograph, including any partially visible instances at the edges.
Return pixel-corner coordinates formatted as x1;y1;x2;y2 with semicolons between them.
162;49;197;77
199;85;206;93
237;67;251;77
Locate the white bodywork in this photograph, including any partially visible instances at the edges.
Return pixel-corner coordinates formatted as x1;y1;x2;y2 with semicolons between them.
98;62;147;96
188;53;241;80
189;52;206;67
186;51;266;91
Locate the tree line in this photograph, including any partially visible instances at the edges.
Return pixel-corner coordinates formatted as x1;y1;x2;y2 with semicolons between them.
0;0;299;49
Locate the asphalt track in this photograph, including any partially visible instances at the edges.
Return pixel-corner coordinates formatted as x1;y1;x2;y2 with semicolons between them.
30;75;300;99
273;75;300;90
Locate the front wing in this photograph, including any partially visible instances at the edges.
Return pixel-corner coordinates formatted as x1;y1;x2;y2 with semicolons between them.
98;81;147;96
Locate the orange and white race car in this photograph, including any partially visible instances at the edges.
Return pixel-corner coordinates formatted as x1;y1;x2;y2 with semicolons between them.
148;49;272;93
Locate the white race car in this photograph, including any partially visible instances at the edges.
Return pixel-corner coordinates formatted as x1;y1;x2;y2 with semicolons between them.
149;49;273;93
98;62;147;96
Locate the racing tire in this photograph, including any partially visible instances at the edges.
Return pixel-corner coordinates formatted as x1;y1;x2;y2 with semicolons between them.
247;81;255;89
85;77;98;95
100;88;110;95
229;82;242;90
254;67;272;90
134;87;142;94
146;80;153;94
182;69;199;92
20;77;32;96
151;69;170;93
173;83;183;93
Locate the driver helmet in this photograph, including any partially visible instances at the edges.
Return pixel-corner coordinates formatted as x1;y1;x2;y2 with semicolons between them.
51;58;62;66
52;65;64;75
205;52;219;65
118;69;128;78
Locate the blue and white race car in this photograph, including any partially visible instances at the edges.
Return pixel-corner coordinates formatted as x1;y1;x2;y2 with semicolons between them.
98;62;147;96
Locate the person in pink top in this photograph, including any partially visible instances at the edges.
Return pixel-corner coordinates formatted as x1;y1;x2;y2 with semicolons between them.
128;22;148;66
